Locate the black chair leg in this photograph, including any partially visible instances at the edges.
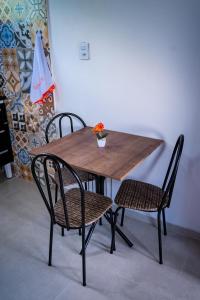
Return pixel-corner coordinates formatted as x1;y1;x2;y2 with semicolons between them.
79;228;82;236
120;208;125;226
162;209;167;236
80;222;97;255
48;221;54;266
157;212;163;264
61;227;64;236
84;182;87;191
99;217;102;225
81;225;86;286
110;210;115;254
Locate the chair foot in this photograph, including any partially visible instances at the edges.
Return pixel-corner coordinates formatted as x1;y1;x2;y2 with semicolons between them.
158;212;163;265
61;227;64;236
48;222;53;266
82;226;86;287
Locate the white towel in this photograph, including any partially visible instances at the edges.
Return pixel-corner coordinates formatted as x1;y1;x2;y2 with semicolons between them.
30;32;55;104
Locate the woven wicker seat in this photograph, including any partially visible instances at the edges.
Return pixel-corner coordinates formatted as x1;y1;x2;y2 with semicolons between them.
115;179;168;212
54;188;112;228
111;135;184;265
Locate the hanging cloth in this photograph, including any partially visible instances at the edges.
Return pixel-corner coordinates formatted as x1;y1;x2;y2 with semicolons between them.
30;32;55;104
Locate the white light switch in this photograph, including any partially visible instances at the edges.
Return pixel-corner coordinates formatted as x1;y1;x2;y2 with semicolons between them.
79;42;89;60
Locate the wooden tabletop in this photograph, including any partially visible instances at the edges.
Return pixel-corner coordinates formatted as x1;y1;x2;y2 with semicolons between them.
30;127;164;181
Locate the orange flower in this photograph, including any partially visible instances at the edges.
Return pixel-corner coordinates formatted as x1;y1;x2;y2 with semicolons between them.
92;122;108;140
92;122;104;133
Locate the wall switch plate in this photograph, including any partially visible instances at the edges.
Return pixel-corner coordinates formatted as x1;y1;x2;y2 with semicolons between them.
79;42;90;60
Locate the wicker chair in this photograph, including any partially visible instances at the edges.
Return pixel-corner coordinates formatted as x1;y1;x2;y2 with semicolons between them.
111;135;184;264
31;153;112;286
45;113;95;197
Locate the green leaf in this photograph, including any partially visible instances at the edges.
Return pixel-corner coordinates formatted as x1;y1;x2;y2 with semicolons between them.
96;132;108;139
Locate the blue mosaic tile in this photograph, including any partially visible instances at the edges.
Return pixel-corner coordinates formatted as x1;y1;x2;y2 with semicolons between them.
17;148;31;165
0;1;12;23
9;93;24;113
28;133;43;148
28;0;47;22
39;115;57;139
17;48;33;72
13;22;32;48
9;0;29;22
17;48;33;92
19;72;32;92
5;69;21;96
0;22;16;48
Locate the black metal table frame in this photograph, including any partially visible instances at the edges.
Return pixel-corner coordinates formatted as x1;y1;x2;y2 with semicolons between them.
85;175;133;250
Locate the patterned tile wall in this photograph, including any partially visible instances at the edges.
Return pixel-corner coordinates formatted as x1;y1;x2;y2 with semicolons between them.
0;0;54;181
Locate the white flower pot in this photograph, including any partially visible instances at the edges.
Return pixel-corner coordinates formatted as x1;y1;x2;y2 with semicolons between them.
97;137;106;148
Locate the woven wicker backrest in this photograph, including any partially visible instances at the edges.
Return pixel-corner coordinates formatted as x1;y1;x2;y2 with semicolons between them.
31;153;85;230
161;135;184;209
45;113;86;143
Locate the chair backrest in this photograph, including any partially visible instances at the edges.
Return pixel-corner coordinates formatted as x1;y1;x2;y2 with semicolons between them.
31;153;85;230
45;113;87;143
160;134;184;209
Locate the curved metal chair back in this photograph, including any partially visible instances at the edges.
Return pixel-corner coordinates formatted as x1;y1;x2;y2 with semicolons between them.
160;134;184;210
45;113;86;143
31;153;85;230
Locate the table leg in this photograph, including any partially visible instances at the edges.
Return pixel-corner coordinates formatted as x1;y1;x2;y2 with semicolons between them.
95;176;105;194
83;175;133;251
97;176;133;248
96;176;105;225
104;213;133;248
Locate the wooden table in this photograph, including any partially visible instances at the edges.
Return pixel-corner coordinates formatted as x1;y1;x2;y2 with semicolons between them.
31;126;163;181
30;126;163;247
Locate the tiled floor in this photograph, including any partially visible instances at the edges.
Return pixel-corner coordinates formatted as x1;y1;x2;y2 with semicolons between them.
0;177;199;300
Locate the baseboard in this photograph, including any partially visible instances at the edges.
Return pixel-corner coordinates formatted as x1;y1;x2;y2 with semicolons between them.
123;209;200;241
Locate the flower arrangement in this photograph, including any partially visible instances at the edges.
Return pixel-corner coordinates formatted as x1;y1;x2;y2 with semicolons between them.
92;122;108;140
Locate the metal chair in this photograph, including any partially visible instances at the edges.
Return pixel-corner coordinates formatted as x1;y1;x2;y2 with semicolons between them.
31;153;113;286
45;112;95;198
111;135;184;264
45;112;87;143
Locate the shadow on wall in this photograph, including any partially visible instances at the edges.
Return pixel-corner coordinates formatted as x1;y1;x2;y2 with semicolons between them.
126;126;166;183
170;153;200;233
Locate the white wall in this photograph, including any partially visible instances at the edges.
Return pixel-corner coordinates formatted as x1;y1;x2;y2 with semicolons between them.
48;0;200;233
